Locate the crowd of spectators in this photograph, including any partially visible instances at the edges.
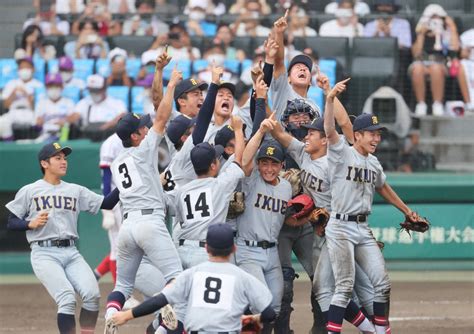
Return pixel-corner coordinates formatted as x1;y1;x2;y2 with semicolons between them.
1;0;473;155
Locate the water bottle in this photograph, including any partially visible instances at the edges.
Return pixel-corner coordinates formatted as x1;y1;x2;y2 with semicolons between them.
59;122;70;142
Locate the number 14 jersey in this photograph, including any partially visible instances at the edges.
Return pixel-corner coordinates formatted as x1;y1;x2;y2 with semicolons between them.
111;128;166;216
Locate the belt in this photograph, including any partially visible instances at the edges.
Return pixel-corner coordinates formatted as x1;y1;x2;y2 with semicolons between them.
335;213;367;223
179;239;206;247
123;209;154;220
244;240;276;249
34;239;75;247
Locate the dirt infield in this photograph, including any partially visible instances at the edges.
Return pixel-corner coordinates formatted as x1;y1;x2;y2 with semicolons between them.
1;277;473;333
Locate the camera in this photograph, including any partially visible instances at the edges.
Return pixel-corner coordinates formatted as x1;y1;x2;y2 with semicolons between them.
86;34;98;44
168;32;180;40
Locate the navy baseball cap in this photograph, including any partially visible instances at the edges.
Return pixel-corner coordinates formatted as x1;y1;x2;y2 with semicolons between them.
302;117;325;132
206;223;234;249
116;113;152;141
353;114;387;132
191;142;224;171
38;142;72;161
214;125;235;147
166;115;196;144
288;54;313;74
174;78;208;101
217;82;236;96
256;141;284;163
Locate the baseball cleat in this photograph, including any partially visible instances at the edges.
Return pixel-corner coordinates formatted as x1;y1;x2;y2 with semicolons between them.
104;317;118;334
161;304;178;330
123;296;141;310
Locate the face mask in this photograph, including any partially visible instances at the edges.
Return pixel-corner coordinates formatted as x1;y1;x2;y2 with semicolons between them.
335;8;353;25
90;93;104;104
206;54;225;66
60;71;73;83
18;68;33;81
47;87;62;101
189;10;206;21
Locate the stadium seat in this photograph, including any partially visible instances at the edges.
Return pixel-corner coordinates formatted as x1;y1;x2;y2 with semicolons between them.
62;86;81;103
108;35;155;58
126;59;142;79
192;59;209;74
33;58;45;83
163;60;191;81
307;86;324;111
106;86;130;108
224;59;241;75
95;59;110;78
48;58;94;82
418;0;468;13
131;86;145;114
0;59;18;89
318;59;337;88
294;37;350;72
457;14;474;33
231;37;254;57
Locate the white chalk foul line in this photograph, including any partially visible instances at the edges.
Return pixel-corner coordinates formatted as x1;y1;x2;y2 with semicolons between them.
389;315;474;322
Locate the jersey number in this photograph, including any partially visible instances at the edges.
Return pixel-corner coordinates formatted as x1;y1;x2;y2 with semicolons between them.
163;170;175;191
184;192;210;220
118;163;132;189
203;277;222;304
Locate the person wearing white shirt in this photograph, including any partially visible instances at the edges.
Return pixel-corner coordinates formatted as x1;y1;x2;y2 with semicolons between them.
288;5;318;37
69;75;126;131
231;0;272;37
35;73;75;141
319;0;364;38
325;0;370;17
458;29;474;113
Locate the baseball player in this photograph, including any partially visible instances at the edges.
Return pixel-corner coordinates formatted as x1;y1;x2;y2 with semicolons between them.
109;223;276;333
5;142;120;334
323;79;420;334
104;67;184;331
236;114;293;333
174;115;245;269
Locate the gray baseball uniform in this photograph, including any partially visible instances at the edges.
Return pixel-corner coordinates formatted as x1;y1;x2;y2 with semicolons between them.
6;180;103;315
110;127;182;300
235;168;292;313
163;261;273;332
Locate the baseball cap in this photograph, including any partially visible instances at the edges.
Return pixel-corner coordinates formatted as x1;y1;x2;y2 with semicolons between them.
38;142;72;161
86;74;106;90
16;56;34;66
206;223;234;250
353;114;387;132
174;78;209;101
167;115;196;144
58;56;74;71
288;54;313;74
217;82;236;96
214;125;235;147
116;113;152;141
45;72;63;86
256;141;284;163
302;117;325;132
108;47;127;63
190;142;224;171
141;50;157;65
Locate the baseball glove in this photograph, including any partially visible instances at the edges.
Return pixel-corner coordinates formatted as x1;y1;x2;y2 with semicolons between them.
241;315;262;334
308;207;330;237
399;212;430;236
227;191;245;219
280;168;302;197
284;194;314;227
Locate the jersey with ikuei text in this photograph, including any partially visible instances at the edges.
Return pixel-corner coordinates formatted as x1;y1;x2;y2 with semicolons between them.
6;179;103;243
175;163;244;241
236;168;292;243
163;261;272;332
287;138;331;210
111;128;165;215
327;136;386;215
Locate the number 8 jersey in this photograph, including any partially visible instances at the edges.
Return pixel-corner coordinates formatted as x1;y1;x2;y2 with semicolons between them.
111;128;166;216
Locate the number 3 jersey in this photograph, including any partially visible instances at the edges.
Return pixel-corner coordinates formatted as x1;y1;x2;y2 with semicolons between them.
173;162;244;241
162;261;272;332
111;128;166;216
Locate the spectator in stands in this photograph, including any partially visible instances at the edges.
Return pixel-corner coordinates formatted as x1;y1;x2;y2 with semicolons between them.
25;3;70;36
71;0;121;36
53;0;85;14
325;0;370;17
364;0;412;49
213;24;246;61
411;4;460;116
184;0;225;16
136;50;157;82
69;75;126;131
106;48;133;87
64;19;109;59
20;25;56;60
122;0;168;36
319;0;364;38
34;73;75;142
108;0;137;14
197;44;238;84
185;0;217;37
148;22;201;60
135;74;155;117
229;0;271;15
457;28;474;113
58;56;86;91
288;5;317;37
2;56;43;110
231;0;272;37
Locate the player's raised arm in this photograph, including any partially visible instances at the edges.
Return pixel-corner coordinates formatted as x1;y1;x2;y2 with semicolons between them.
251;75;269;138
324;78;350;146
153;67;182;135
192;63;224;145
231;115;245;167
151;47;172;111
272;9;288;79
269;120;292;148
242;112;277;175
